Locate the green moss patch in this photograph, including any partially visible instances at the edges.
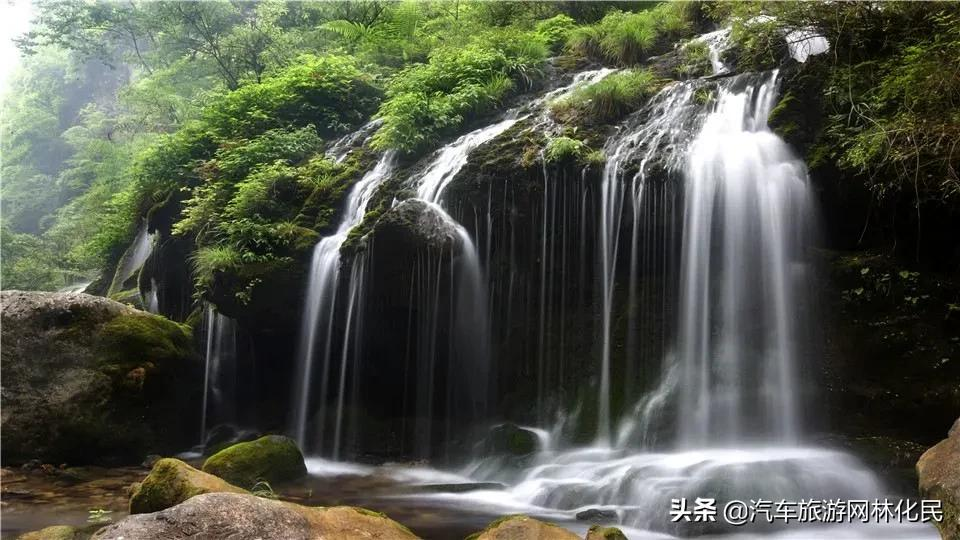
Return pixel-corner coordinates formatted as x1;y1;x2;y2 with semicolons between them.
202;435;307;489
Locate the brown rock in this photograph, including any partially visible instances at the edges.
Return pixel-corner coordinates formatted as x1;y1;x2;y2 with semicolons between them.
917;417;960;539
468;515;580;540
93;492;419;540
129;458;247;514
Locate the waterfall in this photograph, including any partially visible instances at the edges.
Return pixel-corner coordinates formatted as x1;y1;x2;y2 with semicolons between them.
292;152;397;453
595;80;701;444
677;70;809;445
200;306;238;442
109;219;156;295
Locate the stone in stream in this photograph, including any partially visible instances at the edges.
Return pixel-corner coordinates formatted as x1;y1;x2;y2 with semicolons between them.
0;291;201;466
129;458;247;514
467;515;580;540
917;416;960;539
202;435;307;489
91;492;419;540
585;525;628;540
576;508;617;521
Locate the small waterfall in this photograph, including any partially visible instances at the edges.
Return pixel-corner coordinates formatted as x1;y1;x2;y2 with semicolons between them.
143;277;160;313
292;152;396;453
677;70;810;445
200;306;238;442
109;219;156;294
595;80;701;444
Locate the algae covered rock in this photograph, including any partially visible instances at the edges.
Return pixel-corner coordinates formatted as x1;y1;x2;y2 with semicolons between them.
917;418;960;540
468;515;579;540
92;492;419;540
585;525;628;540
0;291;201;465
202;435;307;488
129;458;247;514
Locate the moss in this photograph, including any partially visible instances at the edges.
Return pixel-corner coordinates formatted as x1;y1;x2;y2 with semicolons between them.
94;312;194;373
202;435;307;489
587;525;628;540
130;458;247;514
465;515;529;540
107;288;144;310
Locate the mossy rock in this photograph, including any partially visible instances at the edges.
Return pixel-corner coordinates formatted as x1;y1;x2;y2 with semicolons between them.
467;515;579;540
586;525;628;540
202;435;307;488
486;424;539;456
129;458;248;514
0;291;201;465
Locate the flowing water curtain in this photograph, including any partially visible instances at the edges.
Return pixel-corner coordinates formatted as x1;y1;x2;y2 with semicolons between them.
291;153;397;456
676;71;813;446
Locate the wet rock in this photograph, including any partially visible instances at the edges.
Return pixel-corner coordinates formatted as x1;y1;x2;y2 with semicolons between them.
917;418;960;540
467;515;579;540
417;482;507;493
365;198;458;253
576;508;617;521
202;435;307;489
0;291;201;466
585;525;628;540
92;492;419;540
485;424;540;457
201;424;260;456
129;458;247;514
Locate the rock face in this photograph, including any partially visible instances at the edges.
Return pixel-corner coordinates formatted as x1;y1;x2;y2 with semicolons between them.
129;458;247;514
202;435;307;488
0;291;201;465
917;419;960;540
92;492;419;540
468;515;580;540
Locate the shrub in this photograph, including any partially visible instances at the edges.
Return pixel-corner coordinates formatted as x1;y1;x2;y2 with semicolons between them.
536;14;578;53
545;136;589;163
550;69;663;123
676;40;712;78
372;34;548;154
566;3;695;66
202;54;381;140
190;246;242;290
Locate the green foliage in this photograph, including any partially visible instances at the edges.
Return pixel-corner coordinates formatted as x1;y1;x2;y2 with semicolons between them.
728;15;785;72
566;3;695;65
202;54;380;140
190;246;241;291
87;509;113;524
372;33;548;154
676;40;711;78
550;69;662;123
544;136;589;164
536;14;577;53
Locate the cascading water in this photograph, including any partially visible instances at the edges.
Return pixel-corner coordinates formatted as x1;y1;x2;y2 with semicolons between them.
292;152;396;455
108;219;156;295
677;70;807;445
422;70;933;538
200;306;238;441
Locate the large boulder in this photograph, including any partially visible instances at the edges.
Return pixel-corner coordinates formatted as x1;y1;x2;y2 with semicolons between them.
202;435;307;488
0;291;201;465
467;515;579;540
91;492;419;540
129;458;247;514
917;418;960;539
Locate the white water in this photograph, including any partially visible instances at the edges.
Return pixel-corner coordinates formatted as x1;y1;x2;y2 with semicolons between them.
109;219;156;294
200;306;238;441
677;70;809;444
292;152;396;453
